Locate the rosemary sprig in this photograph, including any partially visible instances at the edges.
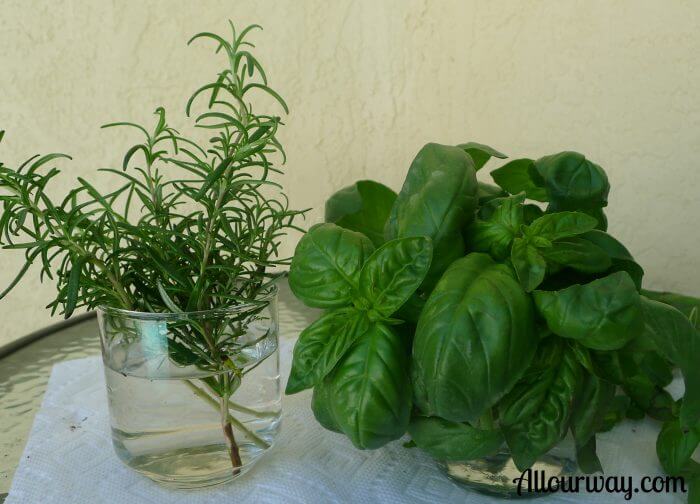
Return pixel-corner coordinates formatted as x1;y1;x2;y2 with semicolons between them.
0;21;303;474
1;21;304;321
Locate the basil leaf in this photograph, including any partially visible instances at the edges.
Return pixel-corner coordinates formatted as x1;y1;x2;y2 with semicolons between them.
525;211;598;242
311;378;342;433
534;272;643;350
656;418;700;476
549;202;608;231
576;436;603;474
289;223;374;308
328;323;411;449
534;151;610;210
466;193;525;260
325;180;397;247
638;351;674;388
476;181;507;205
457;141;506;171
571;373;615;450
642;289;700;331
502;343;582;471
540;237;612;274
641;296;700;427
412;253;537;423
623;330;674;387
511;237;547;292
286;309;370;394
490;158;548;202
580;230;644;290
408;416;503;461
499;342;564;427
570;342;597;376
359;236;432;318
385;143;478;290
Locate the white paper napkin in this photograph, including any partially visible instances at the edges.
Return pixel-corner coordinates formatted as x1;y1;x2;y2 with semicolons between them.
6;339;686;503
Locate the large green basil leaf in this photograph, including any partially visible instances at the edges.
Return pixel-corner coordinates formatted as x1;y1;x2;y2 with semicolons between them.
325;180;397;247
328;323;411;449
539;237;611;274
311;378;342;433
289;223;374;308
502;342;582;471
510;237;547;292
457;141;507;171
359;236;432;318
533;272;642;350
490;158;548;202
465;193;525;260
524;211;598;242
642;289;700;331
408;416;503;461
534;151;610;210
641;296;700;427
412;253;536;423
286;309;370;394
656;418;700;476
385;143;478;290
580;230;644;290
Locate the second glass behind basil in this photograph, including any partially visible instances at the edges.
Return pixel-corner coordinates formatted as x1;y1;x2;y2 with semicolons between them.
97;287;280;488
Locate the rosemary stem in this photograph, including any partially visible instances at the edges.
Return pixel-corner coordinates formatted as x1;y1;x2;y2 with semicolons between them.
197;372;276;419
227;399;278;419
220;374;242;473
184;379;270;450
196;102;249;311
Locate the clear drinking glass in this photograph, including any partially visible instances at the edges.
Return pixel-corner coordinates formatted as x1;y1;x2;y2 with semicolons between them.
97;287;280;489
437;438;577;498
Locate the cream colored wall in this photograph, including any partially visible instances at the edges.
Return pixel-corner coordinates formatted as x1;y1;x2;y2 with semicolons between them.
1;0;699;346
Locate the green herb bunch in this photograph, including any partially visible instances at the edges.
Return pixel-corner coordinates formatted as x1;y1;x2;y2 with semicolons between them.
0;22;302;319
287;142;700;498
1;23;303;474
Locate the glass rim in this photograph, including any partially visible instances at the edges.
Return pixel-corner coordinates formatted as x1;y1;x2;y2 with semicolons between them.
96;283;278;321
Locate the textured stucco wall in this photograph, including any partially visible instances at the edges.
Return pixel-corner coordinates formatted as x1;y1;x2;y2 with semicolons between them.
1;0;699;346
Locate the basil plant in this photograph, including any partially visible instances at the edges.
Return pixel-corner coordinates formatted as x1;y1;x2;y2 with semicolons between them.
287;142;700;492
